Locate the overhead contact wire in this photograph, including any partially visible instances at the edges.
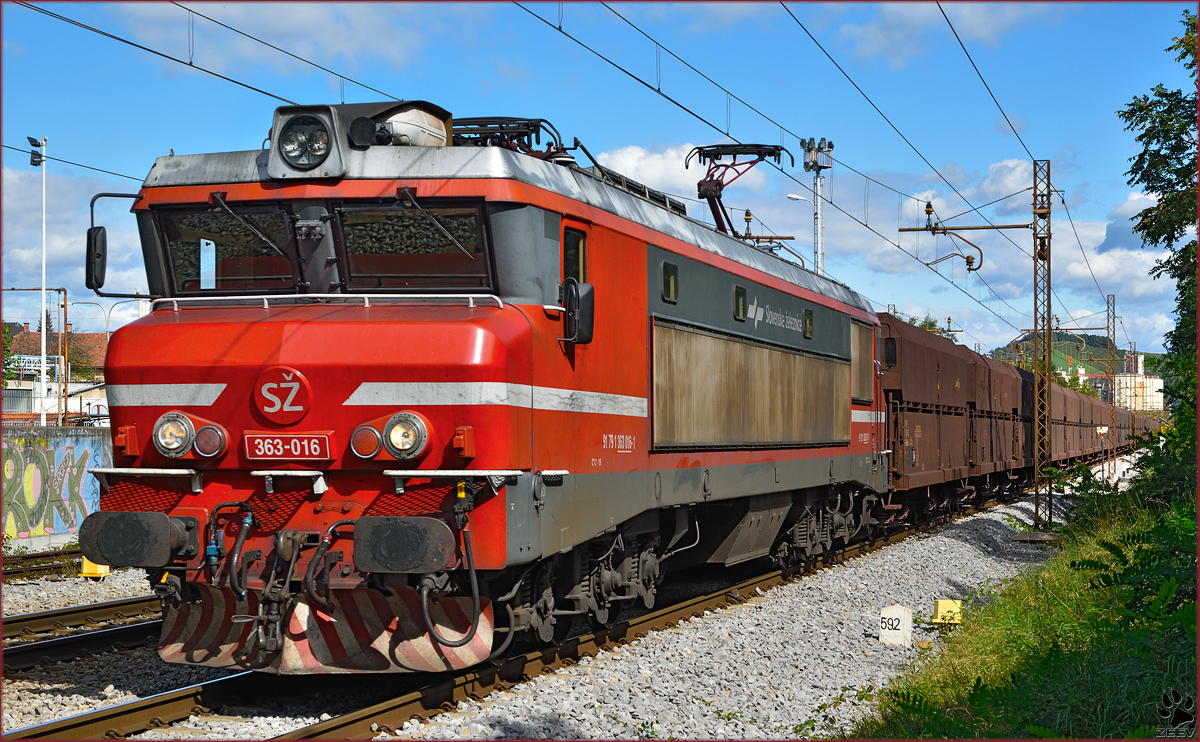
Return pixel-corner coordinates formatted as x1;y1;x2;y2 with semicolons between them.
516;1;1019;332
936;3;1108;325
2;145;142;182
936;2;1035;162
14;1;297;105
600;2;943;218
1054;189;1112;304
777;0;1051;312
170;2;401;101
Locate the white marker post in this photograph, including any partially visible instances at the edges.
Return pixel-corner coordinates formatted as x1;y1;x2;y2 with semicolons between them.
879;604;913;646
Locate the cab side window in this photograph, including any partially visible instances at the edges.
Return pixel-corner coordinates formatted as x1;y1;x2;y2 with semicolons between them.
564;228;586;283
734;285;747;321
661;261;679;304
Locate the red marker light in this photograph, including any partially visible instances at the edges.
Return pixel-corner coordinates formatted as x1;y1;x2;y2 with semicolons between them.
351;426;382;459
194;425;227;457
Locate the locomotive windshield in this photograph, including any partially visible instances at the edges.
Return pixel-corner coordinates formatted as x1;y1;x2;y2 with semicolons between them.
154;201;491;295
339;205;489;290
160;207;294;293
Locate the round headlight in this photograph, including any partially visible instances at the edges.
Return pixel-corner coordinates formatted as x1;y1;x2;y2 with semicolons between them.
153;412;195;458
382;412;428;459
306;126;329;157
278;114;331;170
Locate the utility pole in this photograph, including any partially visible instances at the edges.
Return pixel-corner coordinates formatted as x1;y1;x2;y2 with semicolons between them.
1032;160;1052;528
29;135;47;425
1106;294;1116;482
801;138;833;277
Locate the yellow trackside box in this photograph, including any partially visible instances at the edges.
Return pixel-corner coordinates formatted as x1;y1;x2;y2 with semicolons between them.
932;599;962;624
80;556;110;580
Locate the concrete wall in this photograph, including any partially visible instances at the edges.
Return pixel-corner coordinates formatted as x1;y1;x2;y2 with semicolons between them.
2;426;111;551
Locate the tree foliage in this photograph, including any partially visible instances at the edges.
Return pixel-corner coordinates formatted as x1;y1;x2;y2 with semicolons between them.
1116;10;1197;441
896;312;957;340
2;324;15;389
1052;365;1100;399
36;309;53;334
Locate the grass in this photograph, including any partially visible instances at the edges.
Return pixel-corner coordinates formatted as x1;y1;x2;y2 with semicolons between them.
852;470;1197;738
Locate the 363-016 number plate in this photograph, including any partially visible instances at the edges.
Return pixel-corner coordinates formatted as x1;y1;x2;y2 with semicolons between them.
245;432;333;460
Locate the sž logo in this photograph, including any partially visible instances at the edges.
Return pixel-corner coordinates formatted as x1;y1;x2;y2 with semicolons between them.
253;366;312;425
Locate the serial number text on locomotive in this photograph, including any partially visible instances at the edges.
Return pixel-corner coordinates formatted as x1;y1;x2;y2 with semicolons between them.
245;434;331;460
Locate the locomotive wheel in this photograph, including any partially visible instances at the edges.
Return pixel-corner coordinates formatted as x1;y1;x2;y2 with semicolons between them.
534;586;557;644
589;600;621;632
551;610;575;644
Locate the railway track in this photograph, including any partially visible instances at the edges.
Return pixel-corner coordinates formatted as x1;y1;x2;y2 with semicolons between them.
4;621;165;673
8;496;1003;740
3;548;84;581
3;595;164;673
3;596;161;640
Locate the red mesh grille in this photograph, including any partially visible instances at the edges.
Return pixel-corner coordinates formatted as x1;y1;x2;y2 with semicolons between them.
245;487;311;531
363;482;453;516
101;479;188;513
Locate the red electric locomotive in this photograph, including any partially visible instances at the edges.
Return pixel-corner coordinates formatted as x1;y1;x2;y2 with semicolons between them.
80;102;889;674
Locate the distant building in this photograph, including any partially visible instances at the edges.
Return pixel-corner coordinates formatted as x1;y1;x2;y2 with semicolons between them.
1115;372;1164;411
5;328;110;424
9;327;108;382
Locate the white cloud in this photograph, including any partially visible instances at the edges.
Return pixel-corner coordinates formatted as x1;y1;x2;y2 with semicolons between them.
995;113;1026;136
625;3;776;34
1107;192;1157;221
973;158;1032;214
108;3;474;79
2;168;146;333
836;3;1050;69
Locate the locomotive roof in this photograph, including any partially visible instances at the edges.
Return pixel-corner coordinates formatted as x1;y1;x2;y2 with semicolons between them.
144;146;874;315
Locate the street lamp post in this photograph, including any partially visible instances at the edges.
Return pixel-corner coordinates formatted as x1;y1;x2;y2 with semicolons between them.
786;193;817;274
29;135;47;425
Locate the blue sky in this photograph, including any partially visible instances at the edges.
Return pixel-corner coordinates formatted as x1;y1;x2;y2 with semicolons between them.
3;2;1194;354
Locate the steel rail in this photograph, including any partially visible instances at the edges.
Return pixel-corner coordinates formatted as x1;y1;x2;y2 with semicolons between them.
7;496;1005;740
3;548;83;580
7;672;268;740
4;621;164;672
3;596;161;639
276;497;1003;740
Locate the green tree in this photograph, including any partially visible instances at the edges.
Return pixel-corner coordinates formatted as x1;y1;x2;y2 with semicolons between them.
36;309;53;334
1051;364;1100;399
1116;9;1196;502
2;324;16;389
897;312;957;340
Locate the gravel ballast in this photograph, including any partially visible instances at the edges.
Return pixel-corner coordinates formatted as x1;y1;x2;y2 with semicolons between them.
1;648;232;733
378;496;1057;740
3;457;1135;739
3;568;151;616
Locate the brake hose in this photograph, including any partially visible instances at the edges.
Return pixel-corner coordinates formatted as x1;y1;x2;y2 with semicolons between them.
420;524;482;648
228;511;255;601
305;520;355;608
208;501;251;581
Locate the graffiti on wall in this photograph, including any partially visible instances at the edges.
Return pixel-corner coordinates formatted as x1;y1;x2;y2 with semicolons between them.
2;432;107;540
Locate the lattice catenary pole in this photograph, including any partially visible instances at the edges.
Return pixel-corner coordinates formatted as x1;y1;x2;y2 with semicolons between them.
1032;160;1053;528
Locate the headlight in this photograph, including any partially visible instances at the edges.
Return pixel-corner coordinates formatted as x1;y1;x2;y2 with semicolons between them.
153;412;195;458
382;412;428;459
278;114;331;170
